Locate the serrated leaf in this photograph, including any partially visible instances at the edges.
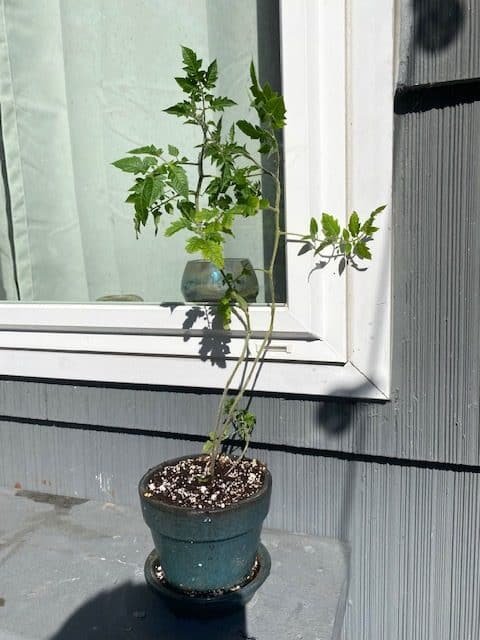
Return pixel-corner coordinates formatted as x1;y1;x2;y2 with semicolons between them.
204;243;224;268
203;439;214;453
310;217;318;237
237;120;261;139
150;175;165;203
348;211;360;236
185;236;204;254
321;213;341;238
128;145;161;156
141;177;154;211
141;156;157;172
168;164;189;198
112;156;144;173
175;76;195;93
354;242;372;260
164;102;190;117
205;59;218;86
211;96;237;111
165;219;188;237
168;144;179;157
181;46;199;74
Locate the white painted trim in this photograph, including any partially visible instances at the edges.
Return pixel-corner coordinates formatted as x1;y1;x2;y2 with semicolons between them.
0;348;387;399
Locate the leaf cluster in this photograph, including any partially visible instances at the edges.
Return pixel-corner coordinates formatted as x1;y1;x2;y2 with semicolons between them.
299;206;386;272
202;399;256;455
112;46;278;268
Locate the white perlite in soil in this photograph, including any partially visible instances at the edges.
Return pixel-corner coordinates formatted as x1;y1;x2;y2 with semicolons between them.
143;455;266;510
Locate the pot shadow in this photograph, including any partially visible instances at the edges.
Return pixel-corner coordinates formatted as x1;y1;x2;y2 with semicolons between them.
48;580;250;640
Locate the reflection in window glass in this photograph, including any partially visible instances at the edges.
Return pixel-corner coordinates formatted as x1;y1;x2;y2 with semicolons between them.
0;0;285;304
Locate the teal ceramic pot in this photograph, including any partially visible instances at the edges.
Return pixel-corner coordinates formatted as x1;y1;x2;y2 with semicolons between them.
138;455;272;593
181;258;259;303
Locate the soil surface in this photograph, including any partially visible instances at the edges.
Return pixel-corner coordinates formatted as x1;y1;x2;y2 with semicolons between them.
143;454;266;510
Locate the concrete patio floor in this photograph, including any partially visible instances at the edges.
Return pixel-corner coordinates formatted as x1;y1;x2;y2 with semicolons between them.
0;487;349;640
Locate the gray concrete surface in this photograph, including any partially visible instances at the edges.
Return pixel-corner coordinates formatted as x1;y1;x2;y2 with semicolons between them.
0;487;349;640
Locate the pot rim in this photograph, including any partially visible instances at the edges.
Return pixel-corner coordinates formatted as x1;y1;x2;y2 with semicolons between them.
138;453;271;515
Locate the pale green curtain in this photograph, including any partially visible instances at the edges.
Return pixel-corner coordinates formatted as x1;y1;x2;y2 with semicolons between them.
0;0;274;302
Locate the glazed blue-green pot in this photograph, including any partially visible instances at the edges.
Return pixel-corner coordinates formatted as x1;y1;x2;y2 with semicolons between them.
139;455;272;592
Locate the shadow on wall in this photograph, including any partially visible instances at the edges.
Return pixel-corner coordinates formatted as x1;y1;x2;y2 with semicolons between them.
413;0;465;52
48;580;249;640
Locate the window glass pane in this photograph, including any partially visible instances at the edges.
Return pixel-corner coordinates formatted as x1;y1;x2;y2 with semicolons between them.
0;0;285;304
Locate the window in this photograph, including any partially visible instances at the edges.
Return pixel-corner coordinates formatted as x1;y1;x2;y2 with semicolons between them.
0;0;393;399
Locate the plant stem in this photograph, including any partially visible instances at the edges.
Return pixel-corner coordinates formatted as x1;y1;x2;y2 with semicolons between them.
207;131;282;477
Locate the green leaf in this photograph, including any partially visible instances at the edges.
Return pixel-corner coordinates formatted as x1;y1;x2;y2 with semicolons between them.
342;228;350;241
148;175;165;205
185;236;204;254
250;61;261;97
141;177;154;211
168;144;179;157
218;295;232;329
185;237;224;268
321;213;341;238
354;242;372;260
348;211;360;236
128;145;161;156
165;219;188;237
310;217;318;237
211;96;237;111
203;439;214;454
231;291;248;314
168;165;189;198
164;102;190;117
237;120;261;139
112;156;144;173
371;204;387;216
175;76;195;93
181;46;200;74
205;59;218;86
141;156;157;172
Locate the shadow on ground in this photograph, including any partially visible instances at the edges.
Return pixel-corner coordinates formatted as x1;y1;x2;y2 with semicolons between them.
48;581;251;640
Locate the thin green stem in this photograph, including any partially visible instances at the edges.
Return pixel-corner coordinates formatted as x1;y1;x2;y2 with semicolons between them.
207;132;282;476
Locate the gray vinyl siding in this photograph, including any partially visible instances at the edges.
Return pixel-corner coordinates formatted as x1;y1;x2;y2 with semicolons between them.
1;3;480;639
398;0;480;86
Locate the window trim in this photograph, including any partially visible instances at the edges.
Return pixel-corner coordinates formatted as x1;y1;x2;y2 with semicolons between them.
0;0;393;399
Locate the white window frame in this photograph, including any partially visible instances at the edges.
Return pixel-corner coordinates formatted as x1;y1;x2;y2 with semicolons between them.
0;0;393;399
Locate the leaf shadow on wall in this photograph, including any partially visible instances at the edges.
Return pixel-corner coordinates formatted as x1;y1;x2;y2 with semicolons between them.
413;0;465;52
182;305;231;368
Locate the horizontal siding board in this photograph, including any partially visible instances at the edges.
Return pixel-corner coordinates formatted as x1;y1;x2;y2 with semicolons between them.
398;0;480;86
1;422;479;640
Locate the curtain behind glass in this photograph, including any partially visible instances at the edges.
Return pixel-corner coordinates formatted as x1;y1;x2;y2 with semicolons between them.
0;0;279;302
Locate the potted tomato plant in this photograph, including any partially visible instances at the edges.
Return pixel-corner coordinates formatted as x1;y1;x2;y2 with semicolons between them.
113;46;384;612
